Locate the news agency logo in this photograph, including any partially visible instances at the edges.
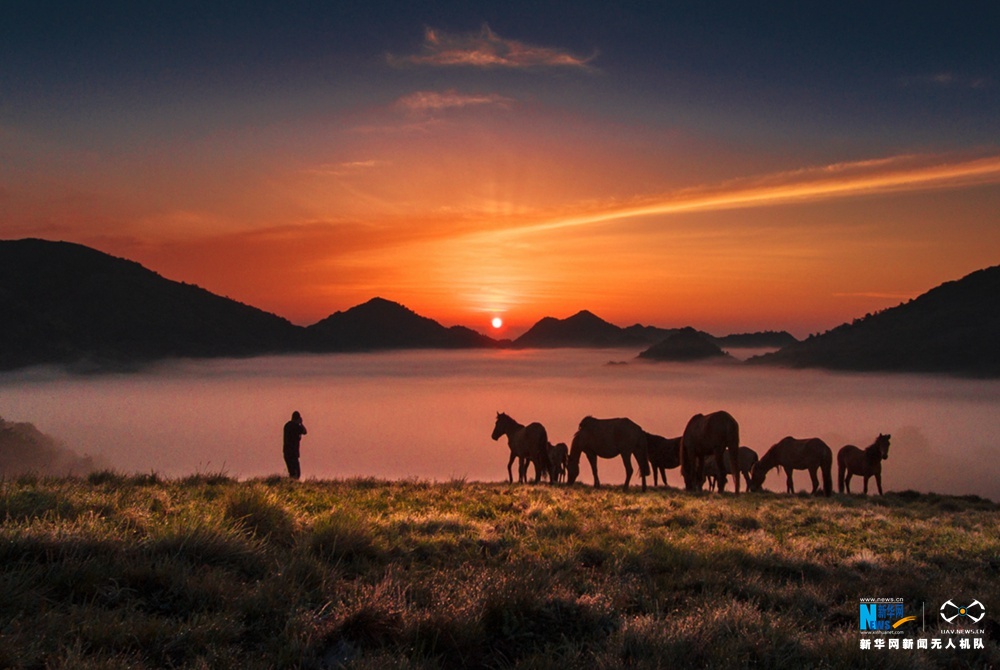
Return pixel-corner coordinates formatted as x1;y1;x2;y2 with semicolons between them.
940;600;986;625
860;600;917;632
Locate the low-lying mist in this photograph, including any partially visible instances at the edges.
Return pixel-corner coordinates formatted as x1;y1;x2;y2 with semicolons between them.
1;349;997;499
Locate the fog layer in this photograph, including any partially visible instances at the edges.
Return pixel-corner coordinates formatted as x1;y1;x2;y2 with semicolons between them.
1;350;997;499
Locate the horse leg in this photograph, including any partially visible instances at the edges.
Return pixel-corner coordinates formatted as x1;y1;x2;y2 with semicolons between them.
518;456;529;483
507;453;515;483
809;467;820;495
844;472;852;494
875;473;883;495
587;453;601;488
709;451;723;493
621;453;633;490
862;475;870;495
785;469;795;494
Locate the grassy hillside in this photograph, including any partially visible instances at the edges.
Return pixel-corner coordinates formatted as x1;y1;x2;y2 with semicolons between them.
2;475;998;669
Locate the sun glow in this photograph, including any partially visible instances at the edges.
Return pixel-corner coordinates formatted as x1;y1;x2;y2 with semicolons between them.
491;317;503;329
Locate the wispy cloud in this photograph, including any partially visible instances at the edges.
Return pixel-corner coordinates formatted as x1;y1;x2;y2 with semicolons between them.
900;72;993;89
395;89;513;113
502;154;1000;236
305;160;384;177
389;25;595;70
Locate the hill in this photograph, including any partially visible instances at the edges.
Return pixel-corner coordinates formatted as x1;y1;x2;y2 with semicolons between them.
714;330;798;349
751;266;1000;376
0;239;501;370
306;297;498;351
637;327;733;362
1;475;997;668
0;416;105;476
513;310;673;348
0;239;303;370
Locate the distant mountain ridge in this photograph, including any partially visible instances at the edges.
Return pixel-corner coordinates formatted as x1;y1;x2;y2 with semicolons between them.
306;297;497;351
1;239;994;376
0;239;303;371
751;265;1000;376
637;327;733;362
0;240;503;370
512;310;666;348
511;309;797;351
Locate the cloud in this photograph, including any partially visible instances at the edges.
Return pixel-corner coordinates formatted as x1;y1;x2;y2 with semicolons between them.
389;25;595;70
500;154;1000;236
900;72;993;89
395;89;513;113
305;160;384;177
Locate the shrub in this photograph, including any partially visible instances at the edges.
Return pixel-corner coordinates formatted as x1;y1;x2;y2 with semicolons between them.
223;486;296;545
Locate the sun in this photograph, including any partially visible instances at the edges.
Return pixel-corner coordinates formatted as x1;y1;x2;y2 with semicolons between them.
491;316;503;329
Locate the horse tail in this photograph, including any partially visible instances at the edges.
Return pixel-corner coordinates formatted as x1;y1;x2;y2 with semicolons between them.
836;447;846;493
728;422;740;494
632;427;649;478
823;443;834;497
678;436;691;489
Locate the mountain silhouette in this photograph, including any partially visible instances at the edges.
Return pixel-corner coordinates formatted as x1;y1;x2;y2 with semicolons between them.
714;331;798;349
0;239;303;370
0;416;105;476
513;310;671;348
751;265;1000;376
306;297;497;351
637;327;733;362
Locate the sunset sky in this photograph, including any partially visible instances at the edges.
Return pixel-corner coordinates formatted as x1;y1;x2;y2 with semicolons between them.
2;2;998;337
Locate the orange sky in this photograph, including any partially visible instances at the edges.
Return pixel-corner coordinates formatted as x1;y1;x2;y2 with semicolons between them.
3;12;999;338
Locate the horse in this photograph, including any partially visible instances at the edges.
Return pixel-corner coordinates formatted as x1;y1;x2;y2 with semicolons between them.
491;412;549;484
645;432;680;487
566;416;650;491
837;433;891;495
679;411;741;493
749;437;833;496
703;446;759;492
547;442;569;483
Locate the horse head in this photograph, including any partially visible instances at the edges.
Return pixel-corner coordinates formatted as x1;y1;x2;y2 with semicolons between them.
747;462;766;492
491;412;509;441
565;449;581;484
877;433;891;459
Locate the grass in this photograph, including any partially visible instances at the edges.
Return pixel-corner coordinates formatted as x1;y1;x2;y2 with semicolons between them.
1;473;999;668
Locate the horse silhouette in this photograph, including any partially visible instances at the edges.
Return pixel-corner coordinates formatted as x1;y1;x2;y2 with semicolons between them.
679;411;741;493
547;441;569;483
491;412;549;484
703;446;758;492
837;433;891;495
566;416;650;491
750;437;833;496
645;432;681;487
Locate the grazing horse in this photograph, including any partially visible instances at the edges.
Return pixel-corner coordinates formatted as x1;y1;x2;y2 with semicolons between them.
749;437;833;497
566;416;650;491
703;446;759;492
679;411;741;493
491;412;549;484
645;432;681;487
547;442;569;483
838;433;891;495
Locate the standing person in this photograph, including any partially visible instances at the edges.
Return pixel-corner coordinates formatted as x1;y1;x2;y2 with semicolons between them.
283;411;307;480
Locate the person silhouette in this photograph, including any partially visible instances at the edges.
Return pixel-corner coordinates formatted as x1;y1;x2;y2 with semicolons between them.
283;411;307;479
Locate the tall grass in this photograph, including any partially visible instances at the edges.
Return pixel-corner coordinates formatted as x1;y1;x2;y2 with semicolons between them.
0;476;998;668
